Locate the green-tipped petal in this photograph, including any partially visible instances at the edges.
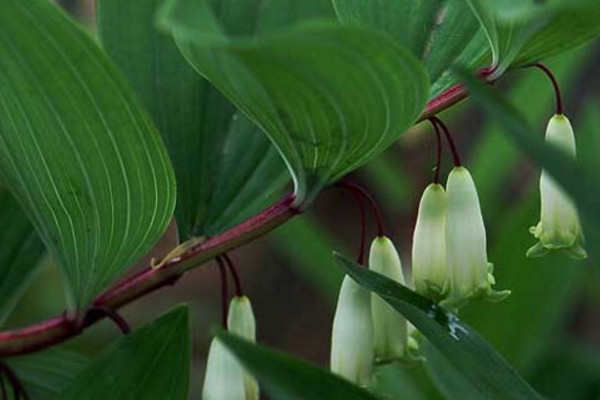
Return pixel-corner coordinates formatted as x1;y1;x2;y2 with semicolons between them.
529;115;586;260
369;236;408;363
445;167;508;307
412;183;448;302
330;276;374;387
227;296;259;400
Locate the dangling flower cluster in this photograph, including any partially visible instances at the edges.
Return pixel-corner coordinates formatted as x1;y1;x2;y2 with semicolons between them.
203;258;259;400
331;235;418;386
525;64;586;260
412;118;510;309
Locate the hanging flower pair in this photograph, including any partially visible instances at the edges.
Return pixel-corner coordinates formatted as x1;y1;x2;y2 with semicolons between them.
413;119;510;309
202;257;259;400
331;236;419;386
203;296;259;400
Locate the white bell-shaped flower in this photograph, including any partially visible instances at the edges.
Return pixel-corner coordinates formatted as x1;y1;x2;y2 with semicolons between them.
330;275;374;387
227;296;259;400
202;296;259;400
202;338;245;400
527;114;587;260
412;183;448;302
445;167;510;308
369;236;408;362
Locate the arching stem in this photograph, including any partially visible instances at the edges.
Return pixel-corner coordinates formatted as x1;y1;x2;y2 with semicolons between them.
223;254;243;297
216;257;229;328
527;62;564;115
428;118;444;183
430;116;462;167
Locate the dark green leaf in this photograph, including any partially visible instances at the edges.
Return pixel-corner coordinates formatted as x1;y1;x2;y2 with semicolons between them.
7;348;87;400
529;341;600;400
373;362;446;400
456;67;600;262
466;0;600;74
335;253;544;400
55;306;189;400
0;0;176;312
333;0;485;89
97;0;289;238
499;0;600;67
217;330;379;400
423;342;482;400
159;0;429;205
0;193;45;325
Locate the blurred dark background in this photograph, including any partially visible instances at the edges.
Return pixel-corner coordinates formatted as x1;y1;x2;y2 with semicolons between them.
7;1;599;399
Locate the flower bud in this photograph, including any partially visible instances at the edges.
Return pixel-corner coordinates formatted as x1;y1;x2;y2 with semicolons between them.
412;183;448;302
227;296;259;400
202;338;245;400
368;236;408;362
445;167;510;308
527;114;587;260
330;275;374;387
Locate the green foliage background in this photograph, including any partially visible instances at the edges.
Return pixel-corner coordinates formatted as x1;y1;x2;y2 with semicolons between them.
0;0;599;399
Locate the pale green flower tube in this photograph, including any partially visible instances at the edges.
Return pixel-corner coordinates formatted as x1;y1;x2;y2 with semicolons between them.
369;236;408;362
202;338;245;400
202;296;259;400
227;296;259;400
412;183;448;302
330;275;374;386
445;167;509;308
527;114;587;260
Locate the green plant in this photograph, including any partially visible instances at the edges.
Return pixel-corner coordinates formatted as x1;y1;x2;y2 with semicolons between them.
0;0;598;399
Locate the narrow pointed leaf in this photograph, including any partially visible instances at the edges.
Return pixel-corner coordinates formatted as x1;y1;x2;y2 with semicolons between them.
97;0;289;238
0;0;176;311
0;193;45;325
499;0;600;67
332;0;486;91
160;0;429;205
466;0;600;74
456;67;600;261
335;253;544;400
55;306;189;400
217;330;379;400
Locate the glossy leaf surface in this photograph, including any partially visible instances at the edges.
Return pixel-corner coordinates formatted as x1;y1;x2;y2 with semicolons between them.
160;0;429;205
97;0;289;238
0;0;176;311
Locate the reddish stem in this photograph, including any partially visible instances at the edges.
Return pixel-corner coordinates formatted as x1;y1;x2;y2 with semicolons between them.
528;63;564;115
216;257;229;328
430;117;462;167
0;70;487;357
223;254;243;297
428;119;444;183
342;186;367;264
337;180;384;238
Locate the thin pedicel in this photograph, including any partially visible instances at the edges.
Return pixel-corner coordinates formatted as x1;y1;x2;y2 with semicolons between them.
223;254;243;297
0;361;28;400
85;306;131;335
428;118;444;183
216;257;229;329
337;180;385;238
526;62;564;115
429;116;462;167
341;185;367;264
